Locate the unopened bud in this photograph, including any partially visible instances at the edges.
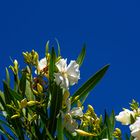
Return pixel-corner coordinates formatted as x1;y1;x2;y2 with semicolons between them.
9;59;19;75
27;101;40;106
75;129;97;136
37;83;43;93
20;98;27;108
11;114;20;119
113;128;122;139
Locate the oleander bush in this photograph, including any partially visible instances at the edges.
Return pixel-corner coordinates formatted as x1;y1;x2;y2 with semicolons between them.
0;41;140;140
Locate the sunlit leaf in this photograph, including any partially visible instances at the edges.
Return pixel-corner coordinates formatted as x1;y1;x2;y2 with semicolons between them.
71;64;110;105
76;44;86;66
55;38;61;57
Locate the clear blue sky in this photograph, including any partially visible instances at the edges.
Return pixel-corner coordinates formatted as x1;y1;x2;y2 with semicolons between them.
0;0;140;135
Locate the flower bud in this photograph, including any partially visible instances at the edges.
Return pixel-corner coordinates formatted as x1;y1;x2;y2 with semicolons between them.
11;114;20;119
9;59;19;75
113;128;122;139
27;101;40;106
75;129;97;136
37;83;43;93
20;98;27;108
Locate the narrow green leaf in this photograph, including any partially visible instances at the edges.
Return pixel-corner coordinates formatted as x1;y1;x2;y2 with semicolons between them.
9;88;22;101
3;81;22;108
76;44;86;66
110;110;115;130
49;84;63;136
46;41;49;55
19;72;26;97
80;93;89;105
25;80;35;100
3;81;12;105
0;91;6;110
57;112;64;140
71;64;110;105
55;38;61;56
104;110;115;140
46;128;54;140
49;47;56;82
5;68;10;86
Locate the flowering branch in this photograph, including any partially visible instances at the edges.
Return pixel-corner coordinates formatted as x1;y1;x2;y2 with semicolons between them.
0;40;138;140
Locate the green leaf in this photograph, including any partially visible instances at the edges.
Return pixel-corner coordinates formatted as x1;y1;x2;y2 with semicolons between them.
3;81;22;108
49;47;56;82
71;64;110;105
46;41;49;55
49;84;63;136
57;112;64;140
0;91;6;110
4;81;22;101
9;88;22;101
55;38;61;56
19;72;27;97
46;128;54;140
3;81;12;105
5;68;10;86
80;93;89;105
25;80;35;100
76;44;86;66
104;110;115;140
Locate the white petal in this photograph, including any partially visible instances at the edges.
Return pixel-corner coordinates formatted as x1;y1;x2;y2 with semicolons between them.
64;114;78;133
38;57;47;71
67;60;80;84
131;128;140;139
68;74;79;85
54;73;63;86
56;59;67;72
62;77;69;90
70;107;83;117
54;73;69;89
115;109;134;125
130;117;140;131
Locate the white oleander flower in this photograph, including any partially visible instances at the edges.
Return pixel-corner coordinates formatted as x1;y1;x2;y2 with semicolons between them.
63;98;83;135
54;59;80;89
115;109;134;125
130;117;140;140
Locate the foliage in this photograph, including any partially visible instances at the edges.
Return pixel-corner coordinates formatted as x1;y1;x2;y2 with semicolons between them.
0;41;138;140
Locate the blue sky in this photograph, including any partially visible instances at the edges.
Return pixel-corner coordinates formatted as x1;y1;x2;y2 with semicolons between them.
0;0;140;135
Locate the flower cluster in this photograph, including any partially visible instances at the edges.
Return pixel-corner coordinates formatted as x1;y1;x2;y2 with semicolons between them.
1;40;139;140
115;100;140;140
